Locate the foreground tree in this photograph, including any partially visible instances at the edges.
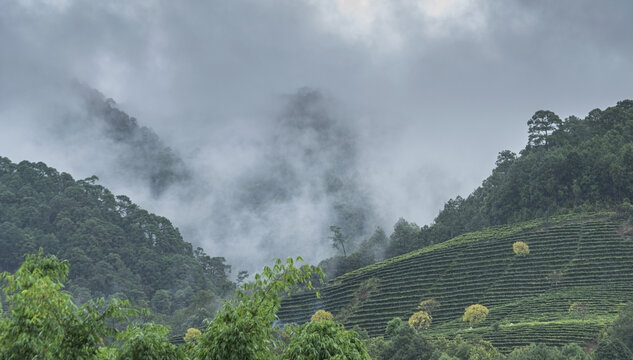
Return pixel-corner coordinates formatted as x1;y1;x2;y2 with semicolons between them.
282;320;371;359
195;257;324;360
114;323;185;360
0;251;132;360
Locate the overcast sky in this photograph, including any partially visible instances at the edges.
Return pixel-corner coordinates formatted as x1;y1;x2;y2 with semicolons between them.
1;0;632;272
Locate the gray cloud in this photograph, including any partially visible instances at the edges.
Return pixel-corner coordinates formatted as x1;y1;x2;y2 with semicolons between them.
1;0;632;272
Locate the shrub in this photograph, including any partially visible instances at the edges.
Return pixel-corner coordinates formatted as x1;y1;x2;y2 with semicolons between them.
513;241;530;256
311;309;334;322
463;304;489;327
408;311;432;331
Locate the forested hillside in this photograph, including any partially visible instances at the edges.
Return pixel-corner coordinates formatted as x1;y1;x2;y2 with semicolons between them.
0;157;230;333
324;100;633;279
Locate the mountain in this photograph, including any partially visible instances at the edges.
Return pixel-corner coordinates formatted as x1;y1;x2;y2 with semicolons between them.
279;99;633;351
322;100;633;278
278;212;633;352
0;157;229;333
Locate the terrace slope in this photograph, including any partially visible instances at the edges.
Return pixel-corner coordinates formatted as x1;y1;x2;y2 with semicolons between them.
278;213;633;351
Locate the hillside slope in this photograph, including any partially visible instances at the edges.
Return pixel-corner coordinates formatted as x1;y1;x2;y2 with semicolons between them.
278;213;633;351
0;157;229;333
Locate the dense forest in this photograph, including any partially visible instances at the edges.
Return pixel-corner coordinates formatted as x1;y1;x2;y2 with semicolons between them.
0;157;231;334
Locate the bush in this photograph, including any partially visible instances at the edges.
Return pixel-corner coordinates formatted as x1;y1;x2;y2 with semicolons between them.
408;311;432;331
310;309;334;322
463;304;489;327
513;241;530;256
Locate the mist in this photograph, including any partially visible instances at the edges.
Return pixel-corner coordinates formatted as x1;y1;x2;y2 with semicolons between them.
1;0;633;273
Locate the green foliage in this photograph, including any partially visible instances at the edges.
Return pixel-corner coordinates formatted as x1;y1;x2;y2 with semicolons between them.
367;100;633;264
311;309;334;322
331;225;349;257
506;343;569;360
610;303;633;353
592;337;633;360
336;277;380;323
568;302;588;322
463;305;489;327
419;298;441;315
527;110;563;148
512;241;529;256
0;251;133;359
409;311;432;331
196;257;323;360
114;323;184;360
371;318;432;360
380;322;434;360
184;328;202;343
282;320;371;359
385;218;421;259
0;157;226;333
430;336;501;360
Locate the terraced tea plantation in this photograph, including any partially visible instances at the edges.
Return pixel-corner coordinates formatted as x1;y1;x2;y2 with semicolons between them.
278;214;633;352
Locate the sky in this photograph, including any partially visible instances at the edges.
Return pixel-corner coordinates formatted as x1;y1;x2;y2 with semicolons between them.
1;0;632;274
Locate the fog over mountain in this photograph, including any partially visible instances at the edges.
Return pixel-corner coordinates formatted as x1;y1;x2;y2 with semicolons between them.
1;0;632;273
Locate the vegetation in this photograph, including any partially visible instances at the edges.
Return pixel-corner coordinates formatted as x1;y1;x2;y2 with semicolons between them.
0;157;231;334
409;311;432;331
196;257;322;360
5;98;633;357
419;299;441;316
282;320;371;359
326;100;633;275
279;215;633;351
0;251;171;359
311;309;334;322
463;305;489;327
0;252;373;359
512;242;529;256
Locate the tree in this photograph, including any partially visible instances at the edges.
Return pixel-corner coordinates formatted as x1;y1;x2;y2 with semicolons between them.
513;241;530;256
195;257;323;360
463;304;489;327
418;298;440;316
311;309;334;322
610;303;633;353
330;225;348;257
380;320;434;360
114;323;185;360
527;110;562;147
236;270;249;284
184;328;202;343
385;317;405;339
408;311;432;331
281;320;371;360
593;337;633;360
0;251;132;359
